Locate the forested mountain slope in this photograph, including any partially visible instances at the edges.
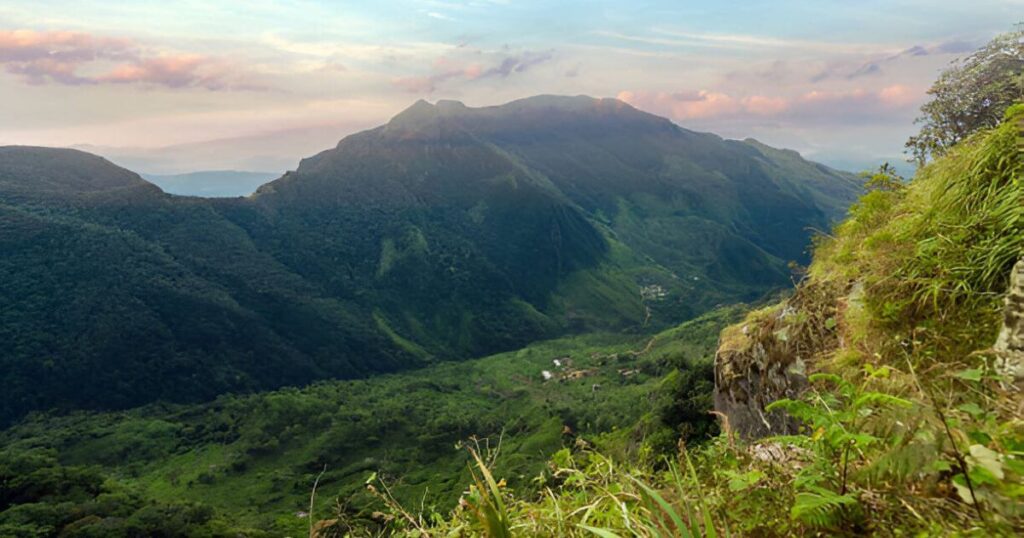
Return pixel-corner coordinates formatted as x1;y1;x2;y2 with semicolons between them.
0;96;860;424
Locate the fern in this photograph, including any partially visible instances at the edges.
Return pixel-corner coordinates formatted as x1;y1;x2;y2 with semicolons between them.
790;486;857;527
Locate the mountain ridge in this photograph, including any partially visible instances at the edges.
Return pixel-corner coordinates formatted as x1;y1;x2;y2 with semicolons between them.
0;95;862;424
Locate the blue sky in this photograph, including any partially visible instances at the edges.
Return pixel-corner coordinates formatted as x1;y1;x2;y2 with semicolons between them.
0;1;1019;172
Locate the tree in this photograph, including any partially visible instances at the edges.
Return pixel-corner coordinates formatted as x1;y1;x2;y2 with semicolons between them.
906;24;1024;164
861;162;905;193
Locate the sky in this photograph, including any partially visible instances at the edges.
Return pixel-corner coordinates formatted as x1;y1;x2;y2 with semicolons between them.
0;1;1020;174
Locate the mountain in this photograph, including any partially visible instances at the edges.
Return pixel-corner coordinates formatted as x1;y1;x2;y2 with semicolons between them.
0;96;861;424
0;146;158;199
141;170;279;197
0;147;407;424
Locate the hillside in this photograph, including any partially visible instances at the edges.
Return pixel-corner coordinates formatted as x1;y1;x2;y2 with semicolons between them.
0;96;860;424
223;95;861;362
0;149;410;424
302;104;1020;537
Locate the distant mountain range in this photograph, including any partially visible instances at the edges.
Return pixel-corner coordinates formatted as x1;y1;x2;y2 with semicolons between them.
141;170;278;197
71;122;370;175
0;95;862;424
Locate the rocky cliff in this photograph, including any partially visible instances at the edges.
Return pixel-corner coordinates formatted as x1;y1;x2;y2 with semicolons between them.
712;283;841;439
995;257;1024;379
713;105;1023;442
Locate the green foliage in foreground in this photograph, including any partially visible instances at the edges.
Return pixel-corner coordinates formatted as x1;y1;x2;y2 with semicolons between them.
0;307;740;536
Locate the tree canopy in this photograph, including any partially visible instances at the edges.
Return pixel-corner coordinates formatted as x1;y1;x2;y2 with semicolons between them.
906;24;1024;164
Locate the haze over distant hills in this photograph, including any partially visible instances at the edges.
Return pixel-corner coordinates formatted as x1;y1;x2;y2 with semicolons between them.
0;95;862;424
71;123;371;176
69;114;904;190
141;170;279;197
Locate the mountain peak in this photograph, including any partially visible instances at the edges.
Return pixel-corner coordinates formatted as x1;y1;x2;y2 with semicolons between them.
389;99;438;125
388;98;473;127
377;94;676;143
435;99;468;111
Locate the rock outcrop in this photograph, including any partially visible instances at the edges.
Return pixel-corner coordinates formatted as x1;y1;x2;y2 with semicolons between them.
713;284;840;440
713;311;807;440
715;255;1024;440
994;257;1024;379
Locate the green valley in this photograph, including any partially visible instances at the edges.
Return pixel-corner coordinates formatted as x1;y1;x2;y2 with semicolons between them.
0;307;741;536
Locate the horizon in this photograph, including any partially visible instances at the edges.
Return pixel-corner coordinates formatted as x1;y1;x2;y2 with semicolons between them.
0;1;1019;174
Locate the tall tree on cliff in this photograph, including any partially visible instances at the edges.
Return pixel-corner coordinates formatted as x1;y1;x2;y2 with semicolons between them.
906;24;1024;164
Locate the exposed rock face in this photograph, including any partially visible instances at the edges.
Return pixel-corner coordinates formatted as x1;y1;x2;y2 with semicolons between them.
713;315;807;440
714;256;1024;440
713;283;840;440
995;257;1024;379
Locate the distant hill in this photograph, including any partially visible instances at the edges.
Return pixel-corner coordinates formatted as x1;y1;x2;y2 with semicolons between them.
0;146;159;198
141;170;279;197
0;96;862;424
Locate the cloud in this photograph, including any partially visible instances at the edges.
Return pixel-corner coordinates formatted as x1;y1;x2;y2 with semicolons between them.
846;62;882;79
392;49;554;93
617;90;781;120
811;39;982;82
600;28;890;55
743;94;789;115
618;84;921;124
0;29;260;90
0;29;132;85
392;57;482;93
98;55;254;90
393;74;445;93
480;50;553;78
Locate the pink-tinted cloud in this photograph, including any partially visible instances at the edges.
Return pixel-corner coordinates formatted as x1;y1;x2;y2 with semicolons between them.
617;90;786;120
0;29;133;85
743;95;789;115
98;55;249;90
618;84;922;125
393;56;484;93
0;29;133;62
878;84;916;106
791;85;919;120
0;29;259;90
